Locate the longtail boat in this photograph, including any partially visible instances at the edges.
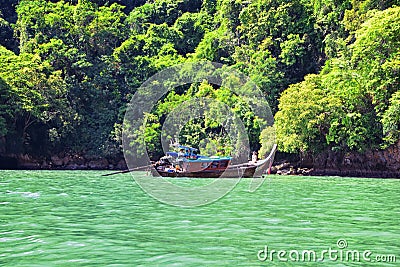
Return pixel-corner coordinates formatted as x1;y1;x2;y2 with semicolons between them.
152;144;277;178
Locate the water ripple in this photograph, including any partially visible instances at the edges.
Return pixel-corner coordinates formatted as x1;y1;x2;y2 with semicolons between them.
0;171;399;266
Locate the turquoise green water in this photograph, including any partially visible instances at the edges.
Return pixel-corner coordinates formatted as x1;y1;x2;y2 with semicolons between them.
1;171;399;266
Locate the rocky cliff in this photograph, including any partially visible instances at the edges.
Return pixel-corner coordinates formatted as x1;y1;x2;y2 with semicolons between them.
310;140;400;178
0;153;127;170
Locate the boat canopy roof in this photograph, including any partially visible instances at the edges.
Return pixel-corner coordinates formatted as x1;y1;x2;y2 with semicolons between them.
182;156;231;162
178;145;198;152
166;152;178;157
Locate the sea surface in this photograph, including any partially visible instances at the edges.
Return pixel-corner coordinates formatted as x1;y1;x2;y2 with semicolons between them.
0;170;399;266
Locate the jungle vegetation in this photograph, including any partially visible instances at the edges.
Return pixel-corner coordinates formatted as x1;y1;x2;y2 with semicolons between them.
0;0;399;161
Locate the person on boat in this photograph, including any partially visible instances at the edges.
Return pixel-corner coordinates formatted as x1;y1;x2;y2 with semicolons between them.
177;148;185;170
178;148;185;158
251;151;258;163
189;150;197;160
175;165;181;171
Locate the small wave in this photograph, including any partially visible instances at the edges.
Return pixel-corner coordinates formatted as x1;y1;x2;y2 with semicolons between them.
6;191;41;198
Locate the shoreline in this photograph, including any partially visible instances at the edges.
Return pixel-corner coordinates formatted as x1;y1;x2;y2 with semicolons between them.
1;160;399;179
271;161;400;178
1;168;399;179
1;152;400;178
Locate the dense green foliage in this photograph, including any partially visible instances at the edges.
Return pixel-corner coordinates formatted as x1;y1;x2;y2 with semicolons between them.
276;5;400;154
0;0;399;160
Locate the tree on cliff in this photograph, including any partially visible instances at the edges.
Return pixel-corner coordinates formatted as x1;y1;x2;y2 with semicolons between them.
275;6;400;154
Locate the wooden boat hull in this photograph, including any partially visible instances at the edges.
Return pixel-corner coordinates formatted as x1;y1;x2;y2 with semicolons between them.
152;169;226;178
224;165;257;178
152;164;257;178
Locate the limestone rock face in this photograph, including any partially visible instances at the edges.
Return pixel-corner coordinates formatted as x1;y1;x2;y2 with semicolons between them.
88;158;109;170
51;155;63;167
312;140;400;177
1;153;124;170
